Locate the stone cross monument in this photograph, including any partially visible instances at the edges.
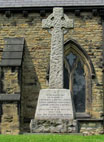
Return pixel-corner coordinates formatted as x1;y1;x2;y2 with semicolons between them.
30;7;78;133
42;7;73;89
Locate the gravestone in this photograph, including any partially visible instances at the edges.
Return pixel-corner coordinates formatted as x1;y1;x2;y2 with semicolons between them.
30;7;78;133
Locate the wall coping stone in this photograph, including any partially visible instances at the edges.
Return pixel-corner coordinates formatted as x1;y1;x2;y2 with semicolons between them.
0;94;20;101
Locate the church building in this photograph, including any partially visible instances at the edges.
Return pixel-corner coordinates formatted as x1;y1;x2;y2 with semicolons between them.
0;0;104;135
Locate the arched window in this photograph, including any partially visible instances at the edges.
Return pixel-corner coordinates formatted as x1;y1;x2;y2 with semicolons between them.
64;52;86;112
46;39;95;117
64;39;95;115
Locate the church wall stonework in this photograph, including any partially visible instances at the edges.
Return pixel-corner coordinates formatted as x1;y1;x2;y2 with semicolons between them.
1;103;19;135
0;12;103;134
0;67;20;134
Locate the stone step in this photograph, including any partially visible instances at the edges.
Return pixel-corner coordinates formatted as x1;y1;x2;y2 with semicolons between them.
23;133;83;136
30;119;78;133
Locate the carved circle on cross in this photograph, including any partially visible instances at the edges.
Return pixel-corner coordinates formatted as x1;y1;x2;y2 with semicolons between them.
43;13;70;34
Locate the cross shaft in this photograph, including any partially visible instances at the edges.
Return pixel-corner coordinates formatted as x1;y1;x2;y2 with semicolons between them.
42;7;74;89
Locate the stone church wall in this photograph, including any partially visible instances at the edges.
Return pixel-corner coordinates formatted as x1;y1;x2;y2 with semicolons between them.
0;67;20;134
0;11;103;134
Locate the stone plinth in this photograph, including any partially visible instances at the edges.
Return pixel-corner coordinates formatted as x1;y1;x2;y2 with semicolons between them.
30;89;78;133
30;119;78;133
35;89;74;120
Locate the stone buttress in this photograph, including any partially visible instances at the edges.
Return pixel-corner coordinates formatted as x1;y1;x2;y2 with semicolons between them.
0;38;24;134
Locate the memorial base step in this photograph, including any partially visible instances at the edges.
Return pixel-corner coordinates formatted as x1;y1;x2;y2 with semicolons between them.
30;119;78;133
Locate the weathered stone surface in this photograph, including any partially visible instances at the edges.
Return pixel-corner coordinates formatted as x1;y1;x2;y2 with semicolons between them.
4;37;24;45
42;7;74;89
0;10;103;134
0;37;24;66
2;52;23;59
1;103;20;135
35;89;74;120
3;45;24;52
0;94;20;101
31;8;75;134
0;59;21;66
0;67;21;134
79;121;104;135
0;67;20;94
30;119;78;133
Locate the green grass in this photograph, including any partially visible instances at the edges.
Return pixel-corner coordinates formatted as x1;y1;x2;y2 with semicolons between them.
0;134;104;142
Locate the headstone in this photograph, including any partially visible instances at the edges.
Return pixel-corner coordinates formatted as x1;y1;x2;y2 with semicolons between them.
30;7;78;133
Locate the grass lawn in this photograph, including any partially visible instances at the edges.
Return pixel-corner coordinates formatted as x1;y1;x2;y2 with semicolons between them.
0;134;104;142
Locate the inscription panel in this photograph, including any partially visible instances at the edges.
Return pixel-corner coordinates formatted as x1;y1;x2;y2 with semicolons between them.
35;89;74;120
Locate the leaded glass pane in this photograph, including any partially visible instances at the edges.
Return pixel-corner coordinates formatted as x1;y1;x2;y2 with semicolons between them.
73;61;85;112
64;64;69;89
66;52;77;70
